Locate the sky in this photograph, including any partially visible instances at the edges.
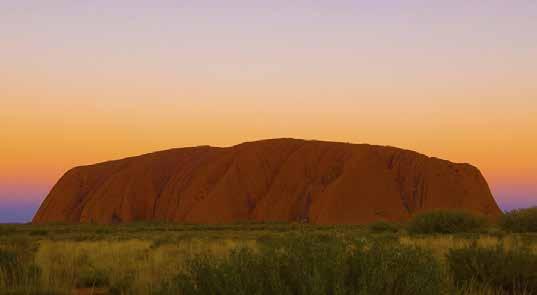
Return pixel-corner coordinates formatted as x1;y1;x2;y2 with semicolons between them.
1;1;536;223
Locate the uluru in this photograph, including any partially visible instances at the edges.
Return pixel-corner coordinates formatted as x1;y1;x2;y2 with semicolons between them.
32;138;502;224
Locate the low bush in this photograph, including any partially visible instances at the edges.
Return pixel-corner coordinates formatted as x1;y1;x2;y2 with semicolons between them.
408;210;486;234
0;225;16;236
29;229;49;236
346;242;443;294
368;221;400;233
157;235;443;295
500;206;537;233
446;244;537;294
95;228;113;235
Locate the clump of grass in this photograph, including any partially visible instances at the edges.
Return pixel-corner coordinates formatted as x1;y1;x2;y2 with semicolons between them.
408;210;486;234
35;240;152;292
157;234;443;295
95;228;113;235
108;272;136;295
76;265;110;288
0;225;16;236
446;243;537;294
29;229;49;236
347;242;444;294
500;206;537;233
33;238;257;293
453;281;532;295
0;248;22;287
0;247;41;292
368;221;401;233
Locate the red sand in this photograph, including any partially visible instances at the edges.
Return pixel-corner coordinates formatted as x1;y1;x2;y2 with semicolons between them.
32;138;502;224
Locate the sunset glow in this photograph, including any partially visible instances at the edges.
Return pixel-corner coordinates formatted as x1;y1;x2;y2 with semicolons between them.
1;1;536;222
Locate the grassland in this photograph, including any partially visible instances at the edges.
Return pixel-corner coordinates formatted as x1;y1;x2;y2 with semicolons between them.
1;218;537;294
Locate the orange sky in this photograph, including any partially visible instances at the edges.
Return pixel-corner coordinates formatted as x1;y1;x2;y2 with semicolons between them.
1;1;536;221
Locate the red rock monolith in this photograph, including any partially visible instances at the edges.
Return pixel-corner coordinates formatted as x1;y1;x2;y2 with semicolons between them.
32;139;502;224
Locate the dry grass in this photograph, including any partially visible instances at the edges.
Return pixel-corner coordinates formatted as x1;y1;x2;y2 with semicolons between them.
2;223;537;294
456;283;534;295
33;238;257;293
399;234;537;260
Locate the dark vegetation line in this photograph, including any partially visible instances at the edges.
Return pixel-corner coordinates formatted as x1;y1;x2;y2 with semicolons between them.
1;207;536;294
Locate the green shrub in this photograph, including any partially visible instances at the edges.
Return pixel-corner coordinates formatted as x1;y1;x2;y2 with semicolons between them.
368;221;400;233
408;210;486;234
157;235;443;295
500;206;537;233
349;243;443;294
158;234;347;295
29;229;49;236
0;226;16;236
95;228;113;235
446;244;537;293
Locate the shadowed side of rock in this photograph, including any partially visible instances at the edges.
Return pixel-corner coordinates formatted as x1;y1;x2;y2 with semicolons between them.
32;139;502;224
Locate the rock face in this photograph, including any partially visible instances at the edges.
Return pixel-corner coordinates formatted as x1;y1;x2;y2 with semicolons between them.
33;139;502;224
